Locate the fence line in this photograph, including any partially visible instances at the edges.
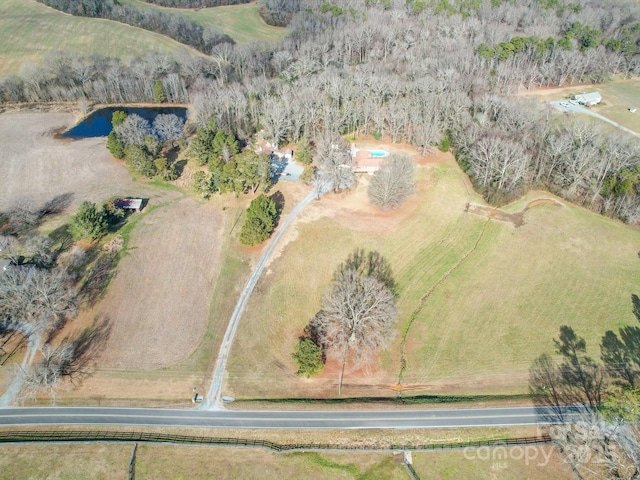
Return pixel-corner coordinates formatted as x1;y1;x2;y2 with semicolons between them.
0;430;552;452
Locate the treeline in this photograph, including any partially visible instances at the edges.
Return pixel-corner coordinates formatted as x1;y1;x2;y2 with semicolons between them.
0;52;200;103
139;0;249;7
35;0;233;53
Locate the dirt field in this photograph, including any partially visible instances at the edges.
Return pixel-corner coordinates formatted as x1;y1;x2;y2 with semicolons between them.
0;112;150;211
55;197;227;404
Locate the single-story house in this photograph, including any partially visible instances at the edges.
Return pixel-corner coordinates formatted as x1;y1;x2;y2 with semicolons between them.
573;92;602;106
114;198;143;212
353;156;384;174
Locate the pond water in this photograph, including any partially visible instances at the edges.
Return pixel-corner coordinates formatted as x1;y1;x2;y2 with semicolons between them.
62;106;187;139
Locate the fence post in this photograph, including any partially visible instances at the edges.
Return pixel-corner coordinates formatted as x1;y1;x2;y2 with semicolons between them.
128;442;137;480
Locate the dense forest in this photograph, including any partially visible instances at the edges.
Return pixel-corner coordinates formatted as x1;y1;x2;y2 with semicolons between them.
2;0;640;222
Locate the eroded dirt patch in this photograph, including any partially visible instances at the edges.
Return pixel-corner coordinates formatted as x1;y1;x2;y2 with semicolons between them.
466;198;562;227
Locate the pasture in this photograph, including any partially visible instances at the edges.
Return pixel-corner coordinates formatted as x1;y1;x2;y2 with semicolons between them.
226;149;640;399
0;437;570;479
122;0;287;44
0;0;198;77
412;447;573;480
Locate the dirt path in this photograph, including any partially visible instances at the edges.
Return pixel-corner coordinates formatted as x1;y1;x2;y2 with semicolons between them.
203;189;317;409
0;322;39;407
466;198;562;227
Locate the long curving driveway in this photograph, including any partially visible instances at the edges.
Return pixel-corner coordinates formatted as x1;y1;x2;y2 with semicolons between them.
203;189;318;409
550;100;640;137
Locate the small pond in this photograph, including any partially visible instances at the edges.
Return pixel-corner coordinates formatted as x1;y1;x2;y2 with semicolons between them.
62;106;188;139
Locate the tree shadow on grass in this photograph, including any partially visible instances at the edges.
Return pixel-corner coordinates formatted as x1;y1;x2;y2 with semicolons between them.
41;193;74;216
269;190;285;227
48;223;73;253
80;252;118;308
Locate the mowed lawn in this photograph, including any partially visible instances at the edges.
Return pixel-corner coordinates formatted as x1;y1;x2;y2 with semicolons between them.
226;152;640;398
123;0;286;44
0;0;200;76
520;78;640;135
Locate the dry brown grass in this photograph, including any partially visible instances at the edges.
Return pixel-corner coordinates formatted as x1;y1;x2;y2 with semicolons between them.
0;112;158;211
0;443;131;480
412;446;575;479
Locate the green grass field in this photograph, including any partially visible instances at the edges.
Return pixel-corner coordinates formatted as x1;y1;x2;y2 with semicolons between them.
0;0;200;77
521;78;640;135
226;153;640;399
123;0;286;44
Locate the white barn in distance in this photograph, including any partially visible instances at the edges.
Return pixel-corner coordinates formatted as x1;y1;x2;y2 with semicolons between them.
573;92;602;106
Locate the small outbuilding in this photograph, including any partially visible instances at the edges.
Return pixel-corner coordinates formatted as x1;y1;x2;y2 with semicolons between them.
0;259;12;272
573;92;602;106
114;198;143;212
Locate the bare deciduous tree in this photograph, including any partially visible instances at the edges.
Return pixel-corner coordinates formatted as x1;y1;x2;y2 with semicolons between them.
311;268;397;394
153;113;185;147
20;342;74;403
367;154;416;210
0;267;78;334
114;113;152;147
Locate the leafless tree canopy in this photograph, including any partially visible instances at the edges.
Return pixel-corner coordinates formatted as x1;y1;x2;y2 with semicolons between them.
20;343;74;403
0;267;78;334
368;154;416;210
311;269;397;363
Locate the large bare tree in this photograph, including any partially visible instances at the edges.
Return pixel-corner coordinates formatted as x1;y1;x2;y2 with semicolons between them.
311;268;397;394
367;154;416;210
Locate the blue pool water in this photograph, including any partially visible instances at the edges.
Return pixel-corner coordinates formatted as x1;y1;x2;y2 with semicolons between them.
370;150;388;157
62;106;187;139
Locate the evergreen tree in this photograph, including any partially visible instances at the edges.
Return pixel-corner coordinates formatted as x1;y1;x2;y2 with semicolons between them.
239;194;277;246
153;79;166;103
69;201;108;241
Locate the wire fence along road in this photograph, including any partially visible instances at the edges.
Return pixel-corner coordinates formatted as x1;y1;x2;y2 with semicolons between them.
0;429;552;452
204;189;318;409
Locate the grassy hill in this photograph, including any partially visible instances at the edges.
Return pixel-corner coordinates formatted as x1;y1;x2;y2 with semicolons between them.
0;0;201;76
123;0;287;44
226;151;640;399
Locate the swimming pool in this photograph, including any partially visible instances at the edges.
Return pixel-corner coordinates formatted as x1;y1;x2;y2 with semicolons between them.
369;150;388;157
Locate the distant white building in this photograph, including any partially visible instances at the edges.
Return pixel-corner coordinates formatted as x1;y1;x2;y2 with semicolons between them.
573;92;602;106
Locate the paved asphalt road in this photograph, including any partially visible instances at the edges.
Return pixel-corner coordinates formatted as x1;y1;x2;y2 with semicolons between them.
0;406;571;429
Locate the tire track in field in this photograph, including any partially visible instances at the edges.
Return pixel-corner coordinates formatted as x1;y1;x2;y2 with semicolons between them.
397;220;489;386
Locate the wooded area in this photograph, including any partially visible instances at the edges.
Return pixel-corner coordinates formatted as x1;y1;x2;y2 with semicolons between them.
2;0;640;222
